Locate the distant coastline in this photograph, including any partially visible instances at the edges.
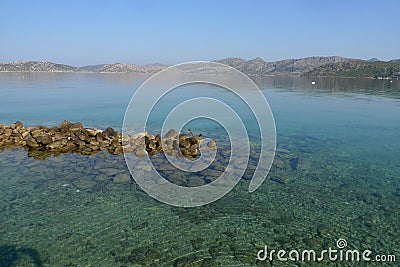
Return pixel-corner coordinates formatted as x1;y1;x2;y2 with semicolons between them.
1;56;399;79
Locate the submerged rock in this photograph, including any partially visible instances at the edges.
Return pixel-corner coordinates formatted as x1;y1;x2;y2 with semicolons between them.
207;139;217;148
113;173;131;183
290;157;299;170
270;176;290;184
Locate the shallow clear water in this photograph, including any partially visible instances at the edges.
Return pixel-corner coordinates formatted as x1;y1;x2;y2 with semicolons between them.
0;73;399;266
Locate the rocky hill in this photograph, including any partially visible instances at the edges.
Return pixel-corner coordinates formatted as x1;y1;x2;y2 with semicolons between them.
81;63;168;73
0;61;168;74
389;59;400;64
215;56;351;75
0;60;86;72
214;57;272;75
303;60;400;79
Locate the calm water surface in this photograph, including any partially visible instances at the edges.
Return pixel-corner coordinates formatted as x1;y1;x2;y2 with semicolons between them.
0;73;399;266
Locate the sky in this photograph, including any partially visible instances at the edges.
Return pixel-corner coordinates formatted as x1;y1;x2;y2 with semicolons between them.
0;0;399;66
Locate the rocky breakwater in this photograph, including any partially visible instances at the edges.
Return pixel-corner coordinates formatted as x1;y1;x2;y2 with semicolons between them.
124;128;217;159
0;121;217;160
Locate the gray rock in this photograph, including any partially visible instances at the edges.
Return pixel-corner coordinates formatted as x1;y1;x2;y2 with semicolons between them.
134;149;147;157
164;129;178;139
270;176;289;184
105;127;117;138
84;128;102;137
25;135;39;148
207;139;217;148
35;134;52;145
273;158;285;168
47;141;63;150
113;173;131;183
15;121;24;128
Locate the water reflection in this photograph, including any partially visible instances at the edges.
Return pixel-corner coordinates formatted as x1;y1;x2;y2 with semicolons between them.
252;75;400;98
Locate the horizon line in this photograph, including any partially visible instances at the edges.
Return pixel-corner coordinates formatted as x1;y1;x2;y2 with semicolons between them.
2;55;398;67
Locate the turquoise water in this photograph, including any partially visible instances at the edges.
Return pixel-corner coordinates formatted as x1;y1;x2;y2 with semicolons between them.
0;73;399;266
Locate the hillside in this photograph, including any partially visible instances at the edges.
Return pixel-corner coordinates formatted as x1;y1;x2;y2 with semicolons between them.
214;56;351;75
1;57;399;79
214;57;271;75
389;59;400;64
0;61;86;72
303;60;400;79
81;63;168;73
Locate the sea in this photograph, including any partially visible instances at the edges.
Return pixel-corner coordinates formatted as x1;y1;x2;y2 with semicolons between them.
0;72;399;266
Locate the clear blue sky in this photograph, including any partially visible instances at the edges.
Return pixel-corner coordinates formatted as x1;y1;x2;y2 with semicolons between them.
1;0;399;66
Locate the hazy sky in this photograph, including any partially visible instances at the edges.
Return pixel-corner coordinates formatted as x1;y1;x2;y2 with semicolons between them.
1;0;399;66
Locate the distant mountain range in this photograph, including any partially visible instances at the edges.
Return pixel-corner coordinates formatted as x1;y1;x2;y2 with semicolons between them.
1;56;399;79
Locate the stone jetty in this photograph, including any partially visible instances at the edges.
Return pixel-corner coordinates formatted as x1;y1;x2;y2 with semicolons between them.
0;121;216;160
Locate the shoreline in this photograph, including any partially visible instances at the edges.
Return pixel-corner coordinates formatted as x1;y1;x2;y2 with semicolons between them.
0;71;398;80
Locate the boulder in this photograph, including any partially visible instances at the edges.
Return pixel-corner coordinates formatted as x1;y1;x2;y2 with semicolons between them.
95;132;105;142
59;120;73;128
84;128;102;137
130;131;147;141
146;140;157;150
21;130;30;139
15;121;24;128
113;173;131;183
25;135;39;148
164;129;178;139
134;149;147;157
179;139;190;149
58;120;74;133
35;134;52;145
122;144;134;153
54;132;65;141
78;133;90;142
99;140;110;151
121;134;130;146
60;141;76;153
72;122;83;129
112;146;123;155
187;145;199;157
207;139;217;148
105;127;117;138
47;141;63;150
